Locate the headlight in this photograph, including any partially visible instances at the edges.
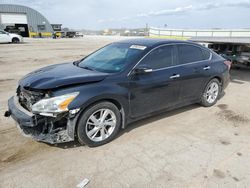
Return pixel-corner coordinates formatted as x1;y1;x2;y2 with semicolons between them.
32;92;79;114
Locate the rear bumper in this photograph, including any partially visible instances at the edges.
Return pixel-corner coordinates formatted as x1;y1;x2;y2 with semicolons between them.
7;96;76;144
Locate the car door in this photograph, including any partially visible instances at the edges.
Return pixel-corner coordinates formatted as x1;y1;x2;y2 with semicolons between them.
176;44;213;102
128;44;182;118
0;31;11;43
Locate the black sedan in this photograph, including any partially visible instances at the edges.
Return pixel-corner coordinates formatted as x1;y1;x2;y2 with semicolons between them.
5;38;231;147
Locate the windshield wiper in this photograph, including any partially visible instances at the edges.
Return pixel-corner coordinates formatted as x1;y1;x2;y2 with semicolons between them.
81;66;95;71
73;61;95;71
73;60;80;65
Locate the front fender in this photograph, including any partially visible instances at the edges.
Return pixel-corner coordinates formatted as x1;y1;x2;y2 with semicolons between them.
54;83;130;127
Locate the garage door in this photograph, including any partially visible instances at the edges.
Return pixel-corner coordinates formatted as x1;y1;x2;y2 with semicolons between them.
1;13;27;24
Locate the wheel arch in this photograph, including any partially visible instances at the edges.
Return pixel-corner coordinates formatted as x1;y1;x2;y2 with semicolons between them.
212;76;222;84
12;37;20;43
210;76;223;92
75;97;127;131
199;76;223;100
204;76;223;90
200;76;222;107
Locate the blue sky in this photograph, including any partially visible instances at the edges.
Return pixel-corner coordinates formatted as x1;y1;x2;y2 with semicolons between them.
2;0;250;30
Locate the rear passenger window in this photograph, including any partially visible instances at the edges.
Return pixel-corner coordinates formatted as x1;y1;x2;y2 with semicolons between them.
140;45;175;69
177;44;208;64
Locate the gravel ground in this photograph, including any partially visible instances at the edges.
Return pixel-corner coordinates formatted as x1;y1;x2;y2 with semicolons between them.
0;36;250;188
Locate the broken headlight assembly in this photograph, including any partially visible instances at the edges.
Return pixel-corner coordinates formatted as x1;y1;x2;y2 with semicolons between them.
31;92;79;116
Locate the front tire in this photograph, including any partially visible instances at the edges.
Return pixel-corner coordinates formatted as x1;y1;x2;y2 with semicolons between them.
200;78;221;107
77;101;121;147
12;38;20;43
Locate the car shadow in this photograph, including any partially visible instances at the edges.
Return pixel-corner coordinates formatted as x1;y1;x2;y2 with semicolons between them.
51;140;82;149
52;103;202;149
118;103;201;137
121;91;226;137
230;69;250;83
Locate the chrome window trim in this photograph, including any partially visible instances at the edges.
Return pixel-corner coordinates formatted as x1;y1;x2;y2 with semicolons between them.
128;43;212;76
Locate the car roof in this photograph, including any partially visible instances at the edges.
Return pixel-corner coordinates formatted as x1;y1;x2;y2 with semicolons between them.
116;38;197;48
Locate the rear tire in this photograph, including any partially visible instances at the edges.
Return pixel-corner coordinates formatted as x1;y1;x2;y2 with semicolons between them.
200;78;221;107
12;38;20;43
77;101;121;147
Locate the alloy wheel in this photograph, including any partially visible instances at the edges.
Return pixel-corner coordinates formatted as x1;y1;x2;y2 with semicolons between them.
205;82;219;104
85;109;117;142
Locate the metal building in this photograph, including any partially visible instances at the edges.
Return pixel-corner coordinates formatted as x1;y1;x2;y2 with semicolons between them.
0;4;53;37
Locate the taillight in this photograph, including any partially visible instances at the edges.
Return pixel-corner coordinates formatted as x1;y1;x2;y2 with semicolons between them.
224;60;232;70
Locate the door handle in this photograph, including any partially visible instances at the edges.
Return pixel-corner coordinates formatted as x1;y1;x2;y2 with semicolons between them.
203;66;211;70
170;74;180;79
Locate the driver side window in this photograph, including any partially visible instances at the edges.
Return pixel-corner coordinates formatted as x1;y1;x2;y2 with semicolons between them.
140;45;175;70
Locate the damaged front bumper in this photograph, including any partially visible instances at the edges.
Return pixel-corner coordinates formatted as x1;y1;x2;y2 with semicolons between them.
6;96;79;144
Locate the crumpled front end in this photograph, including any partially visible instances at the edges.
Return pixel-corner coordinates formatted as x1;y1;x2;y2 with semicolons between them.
6;94;78;144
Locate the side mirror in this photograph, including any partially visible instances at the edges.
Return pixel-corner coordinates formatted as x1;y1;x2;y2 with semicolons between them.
133;65;153;75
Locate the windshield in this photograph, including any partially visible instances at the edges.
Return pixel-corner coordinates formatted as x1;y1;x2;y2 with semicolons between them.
78;43;146;73
0;30;8;34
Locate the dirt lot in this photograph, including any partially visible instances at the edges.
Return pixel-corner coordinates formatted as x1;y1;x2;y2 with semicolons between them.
0;37;250;188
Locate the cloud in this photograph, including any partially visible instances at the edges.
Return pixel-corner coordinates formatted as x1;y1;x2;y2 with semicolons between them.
227;1;250;8
98;5;193;23
98;1;250;23
141;5;193;17
2;0;250;29
197;3;221;10
196;1;250;10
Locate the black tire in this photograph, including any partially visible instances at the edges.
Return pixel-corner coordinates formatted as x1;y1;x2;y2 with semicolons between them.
12;38;20;43
200;78;221;107
77;101;121;147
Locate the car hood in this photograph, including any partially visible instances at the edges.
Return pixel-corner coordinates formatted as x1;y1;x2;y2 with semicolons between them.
19;62;109;90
